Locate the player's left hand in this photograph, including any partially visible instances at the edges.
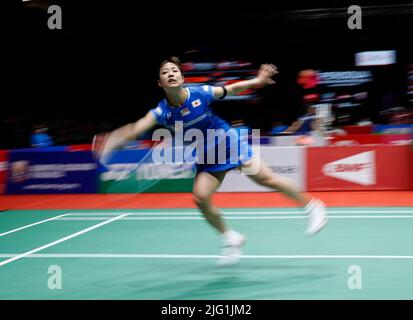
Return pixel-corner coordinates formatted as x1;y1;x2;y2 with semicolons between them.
256;64;278;87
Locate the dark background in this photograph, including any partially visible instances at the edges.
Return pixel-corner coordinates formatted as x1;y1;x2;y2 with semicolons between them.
2;0;413;148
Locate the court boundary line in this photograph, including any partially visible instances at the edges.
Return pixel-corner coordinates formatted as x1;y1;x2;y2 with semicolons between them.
1;253;413;260
0;213;70;238
0;212;132;267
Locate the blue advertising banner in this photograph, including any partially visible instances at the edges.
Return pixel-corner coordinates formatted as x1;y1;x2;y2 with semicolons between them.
373;124;413;134
98;148;196;193
12;146;69;152
6;151;98;194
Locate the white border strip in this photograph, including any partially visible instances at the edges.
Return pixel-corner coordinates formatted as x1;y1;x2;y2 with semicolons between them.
57;215;413;221
66;210;413;216
0;212;132;267
1;253;413;260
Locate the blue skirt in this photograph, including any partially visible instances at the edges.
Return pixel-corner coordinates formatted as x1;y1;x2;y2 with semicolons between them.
195;128;255;173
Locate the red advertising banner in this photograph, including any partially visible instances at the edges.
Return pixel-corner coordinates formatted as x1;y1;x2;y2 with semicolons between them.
67;144;92;151
307;145;412;191
380;134;413;145
329;134;380;146
329;134;413;146
0;150;8;194
342;125;374;134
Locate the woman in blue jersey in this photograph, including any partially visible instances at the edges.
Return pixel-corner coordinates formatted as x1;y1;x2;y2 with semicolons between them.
95;57;327;265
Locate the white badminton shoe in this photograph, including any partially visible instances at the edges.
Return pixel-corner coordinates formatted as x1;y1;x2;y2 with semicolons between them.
305;198;328;235
217;229;246;266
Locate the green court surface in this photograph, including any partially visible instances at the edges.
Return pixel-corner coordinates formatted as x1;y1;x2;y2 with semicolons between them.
1;207;413;299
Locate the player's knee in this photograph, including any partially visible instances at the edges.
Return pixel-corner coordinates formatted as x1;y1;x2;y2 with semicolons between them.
193;192;211;207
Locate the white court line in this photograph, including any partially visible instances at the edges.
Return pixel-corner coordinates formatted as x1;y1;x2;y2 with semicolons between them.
0;213;70;238
58;215;413;221
1;253;413;260
0;212;132;267
67;210;413;216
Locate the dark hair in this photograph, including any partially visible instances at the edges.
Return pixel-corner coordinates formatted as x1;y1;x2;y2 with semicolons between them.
159;56;183;76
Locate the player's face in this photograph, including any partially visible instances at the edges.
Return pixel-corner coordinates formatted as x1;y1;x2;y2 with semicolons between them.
308;107;316;115
158;62;184;88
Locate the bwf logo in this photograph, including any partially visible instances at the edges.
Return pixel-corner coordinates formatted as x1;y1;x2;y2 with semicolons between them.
322;151;376;186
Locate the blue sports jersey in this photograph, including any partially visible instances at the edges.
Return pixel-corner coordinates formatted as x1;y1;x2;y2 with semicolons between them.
150;85;229;133
150;85;254;172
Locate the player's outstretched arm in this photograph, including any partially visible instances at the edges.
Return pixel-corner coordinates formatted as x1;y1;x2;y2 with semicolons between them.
93;111;158;159
213;64;278;99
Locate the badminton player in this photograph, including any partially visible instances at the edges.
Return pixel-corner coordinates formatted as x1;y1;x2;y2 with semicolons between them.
94;57;327;265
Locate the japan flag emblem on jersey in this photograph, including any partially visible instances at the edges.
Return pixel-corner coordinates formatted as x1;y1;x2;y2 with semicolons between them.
192;99;201;108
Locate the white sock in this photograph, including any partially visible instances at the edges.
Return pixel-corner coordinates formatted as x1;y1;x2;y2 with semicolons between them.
222;229;237;240
305;198;318;212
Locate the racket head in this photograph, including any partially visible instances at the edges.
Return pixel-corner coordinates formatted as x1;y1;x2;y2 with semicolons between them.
92;133;108;159
92;132;118;169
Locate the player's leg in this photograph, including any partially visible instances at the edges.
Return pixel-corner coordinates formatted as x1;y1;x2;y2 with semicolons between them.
241;156;327;235
241;156;310;205
193;170;246;265
192;170;228;234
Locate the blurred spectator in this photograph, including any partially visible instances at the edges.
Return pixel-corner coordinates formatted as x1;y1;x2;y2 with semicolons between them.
269;121;288;135
231;119;252;135
30;124;53;147
379;106;413;124
325;126;347;136
391;108;412;124
282;105;320;135
356;117;373;126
